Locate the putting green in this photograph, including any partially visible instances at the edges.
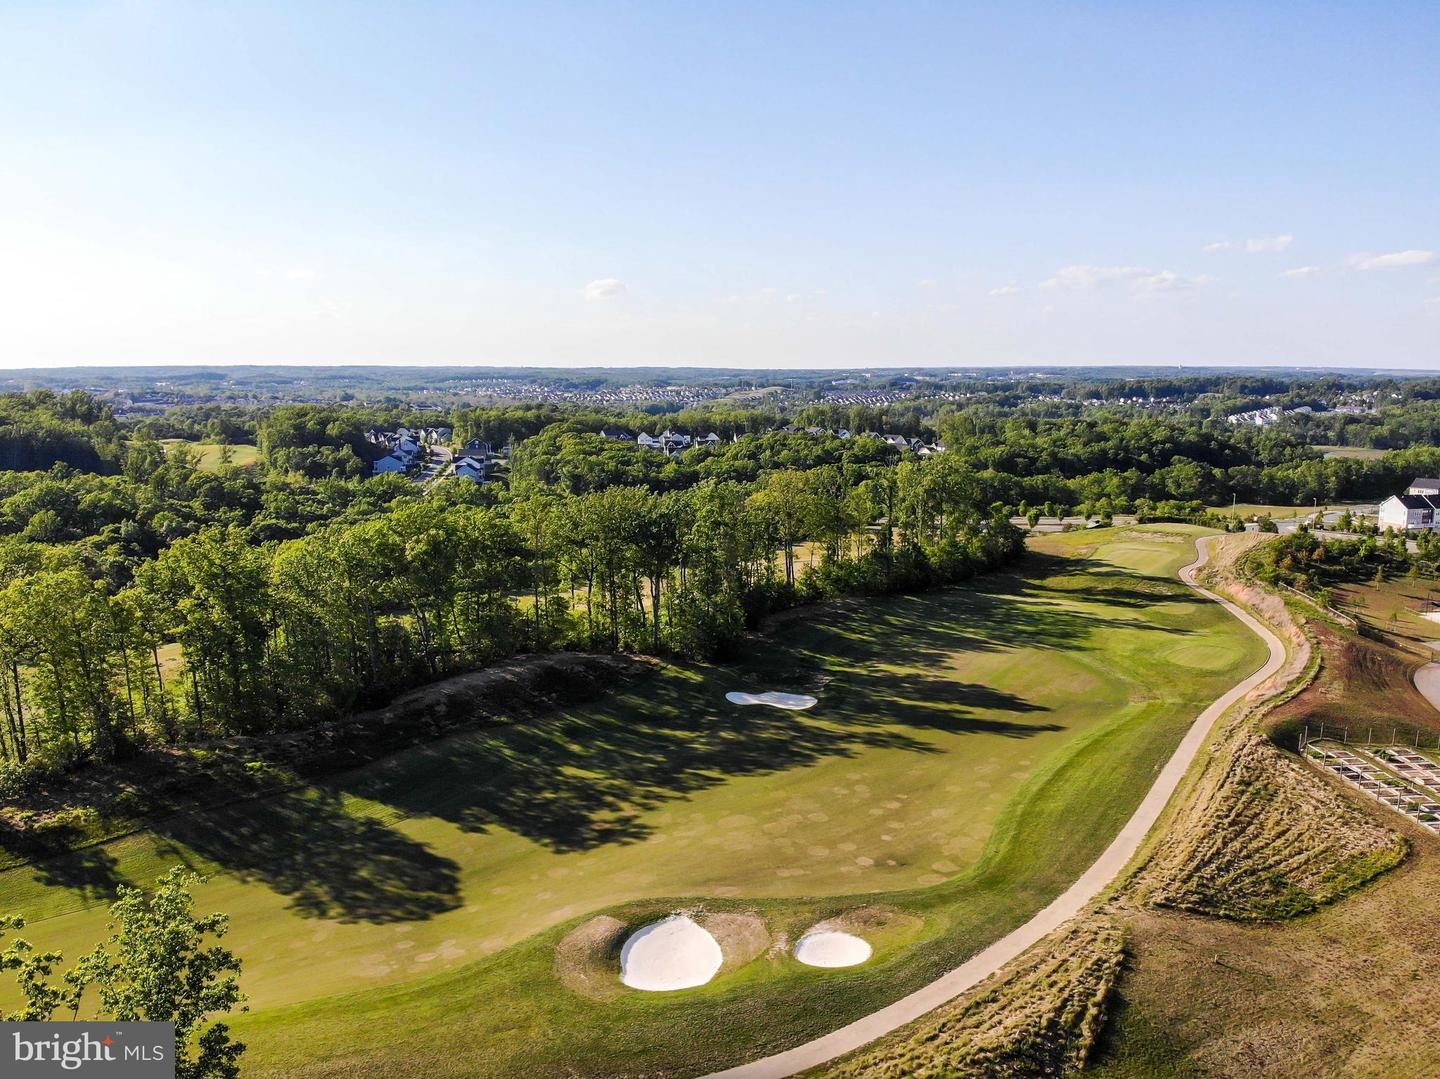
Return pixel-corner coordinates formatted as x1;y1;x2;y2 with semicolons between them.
0;525;1265;1077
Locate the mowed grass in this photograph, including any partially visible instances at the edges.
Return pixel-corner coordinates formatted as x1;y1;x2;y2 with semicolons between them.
0;525;1265;1077
1213;502;1354;519
158;438;261;469
1315;444;1386;460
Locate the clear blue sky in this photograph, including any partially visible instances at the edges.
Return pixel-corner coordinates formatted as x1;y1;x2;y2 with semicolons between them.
1;1;1436;368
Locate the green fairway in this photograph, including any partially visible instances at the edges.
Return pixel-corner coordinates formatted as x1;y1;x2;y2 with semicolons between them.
158;438;261;469
0;525;1265;1077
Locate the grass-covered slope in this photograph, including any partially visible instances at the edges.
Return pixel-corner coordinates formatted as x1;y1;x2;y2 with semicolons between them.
1;525;1264;1077
821;920;1125;1079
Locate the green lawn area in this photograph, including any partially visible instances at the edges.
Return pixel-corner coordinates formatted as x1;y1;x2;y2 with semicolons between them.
158;438;261;470
0;525;1265;1077
1212;501;1370;520
1315;444;1386;460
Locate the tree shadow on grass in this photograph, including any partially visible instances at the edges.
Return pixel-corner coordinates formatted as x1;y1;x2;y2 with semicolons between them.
0;818;128;902
4;548;1206;921
0;766;463;924
145;783;463;923
339;601;1072;855
329;549;1220;856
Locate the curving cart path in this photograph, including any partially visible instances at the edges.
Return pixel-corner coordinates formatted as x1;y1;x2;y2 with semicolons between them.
705;535;1288;1079
1414;655;1440;717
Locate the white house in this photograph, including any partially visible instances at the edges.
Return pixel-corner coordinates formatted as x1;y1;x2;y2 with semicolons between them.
636;432;663;450
1379;493;1440;532
373;453;409;475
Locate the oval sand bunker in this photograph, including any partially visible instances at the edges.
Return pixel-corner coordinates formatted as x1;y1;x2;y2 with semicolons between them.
794;929;872;968
620;915;724;991
726;691;818;710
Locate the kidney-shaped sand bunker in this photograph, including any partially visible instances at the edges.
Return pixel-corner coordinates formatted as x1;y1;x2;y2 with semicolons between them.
794;928;872;968
725;691;818;710
619;914;724;991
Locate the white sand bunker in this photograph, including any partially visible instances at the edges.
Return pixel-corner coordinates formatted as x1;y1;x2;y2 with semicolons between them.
620;915;724;991
794;929;872;968
1422;612;1440;624
726;691;818;710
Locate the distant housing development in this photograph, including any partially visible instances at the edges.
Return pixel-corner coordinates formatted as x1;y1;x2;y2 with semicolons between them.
368;422;946;479
1225;405;1313;426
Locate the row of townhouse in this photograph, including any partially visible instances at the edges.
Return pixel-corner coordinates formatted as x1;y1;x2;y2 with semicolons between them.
366;425;453;447
600;425;946;456
1225;405;1313;426
599;429;723;455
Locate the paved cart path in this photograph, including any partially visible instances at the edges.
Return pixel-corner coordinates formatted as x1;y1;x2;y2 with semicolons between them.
1414;655;1440;718
704;535;1288;1079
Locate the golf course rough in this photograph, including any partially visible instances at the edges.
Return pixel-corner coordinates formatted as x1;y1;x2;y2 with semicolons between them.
0;525;1268;1079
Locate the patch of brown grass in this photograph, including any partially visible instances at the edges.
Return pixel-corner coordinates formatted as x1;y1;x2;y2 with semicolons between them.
553;914;628;1000
820;921;1124;1079
1130;731;1406;919
1267;621;1436;739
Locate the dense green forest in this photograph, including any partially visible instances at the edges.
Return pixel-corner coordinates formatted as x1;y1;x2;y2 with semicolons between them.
0;392;1026;780
8;383;1440;786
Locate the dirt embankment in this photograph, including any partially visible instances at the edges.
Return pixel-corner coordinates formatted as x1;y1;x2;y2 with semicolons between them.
0;653;656;865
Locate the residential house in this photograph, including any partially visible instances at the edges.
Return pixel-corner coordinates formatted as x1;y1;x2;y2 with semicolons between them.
1379;491;1440;531
373;453;409;475
454;457;490;483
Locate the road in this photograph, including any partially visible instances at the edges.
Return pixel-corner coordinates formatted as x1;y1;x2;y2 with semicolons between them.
703;535;1289;1079
1267;505;1377;534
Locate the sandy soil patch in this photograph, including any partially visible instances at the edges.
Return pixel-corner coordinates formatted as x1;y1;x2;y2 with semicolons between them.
554;915;628;999
726;691;818;710
795;929;872;968
620;914;723;991
699;912;770;971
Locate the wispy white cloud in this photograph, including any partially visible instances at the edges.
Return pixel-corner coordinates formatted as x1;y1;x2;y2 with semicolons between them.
1280;265;1322;279
916;278;937;288
1132;270;1209;293
1041;264;1208;294
582;277;626;301
1203;234;1293;254
1041;264;1146;289
988;284;1020;297
1246;234;1293;253
1348;249;1438;270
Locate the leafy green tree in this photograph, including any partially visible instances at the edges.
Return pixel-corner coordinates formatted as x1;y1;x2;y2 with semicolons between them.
2;868;245;1079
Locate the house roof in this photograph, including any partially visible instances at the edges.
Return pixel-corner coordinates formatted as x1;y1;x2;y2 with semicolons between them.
1390;494;1440;510
1410;478;1440;489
